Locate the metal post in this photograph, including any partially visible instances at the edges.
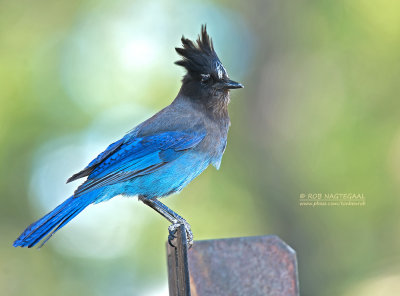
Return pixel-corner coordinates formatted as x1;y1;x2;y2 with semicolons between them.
166;224;191;296
167;233;299;296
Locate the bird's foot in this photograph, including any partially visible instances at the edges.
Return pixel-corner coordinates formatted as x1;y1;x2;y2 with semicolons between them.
168;220;193;248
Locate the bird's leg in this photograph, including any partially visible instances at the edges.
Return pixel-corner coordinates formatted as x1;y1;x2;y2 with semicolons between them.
140;197;193;247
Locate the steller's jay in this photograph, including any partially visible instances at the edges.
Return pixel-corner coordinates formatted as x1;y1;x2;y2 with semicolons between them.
14;25;243;248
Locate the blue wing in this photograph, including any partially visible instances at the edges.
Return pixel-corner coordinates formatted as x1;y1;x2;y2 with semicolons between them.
70;131;206;197
67;138;125;182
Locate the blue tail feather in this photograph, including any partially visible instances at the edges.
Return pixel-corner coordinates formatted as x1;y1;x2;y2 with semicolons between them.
13;195;95;248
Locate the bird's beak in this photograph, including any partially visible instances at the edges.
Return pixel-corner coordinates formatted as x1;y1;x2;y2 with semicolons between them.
224;79;244;89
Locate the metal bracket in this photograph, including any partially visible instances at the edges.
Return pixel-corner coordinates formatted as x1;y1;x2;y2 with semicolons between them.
167;229;299;296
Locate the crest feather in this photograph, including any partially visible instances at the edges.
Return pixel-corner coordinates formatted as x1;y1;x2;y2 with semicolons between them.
175;25;219;75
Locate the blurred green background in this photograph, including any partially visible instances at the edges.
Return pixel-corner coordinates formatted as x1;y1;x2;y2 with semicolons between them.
1;0;400;295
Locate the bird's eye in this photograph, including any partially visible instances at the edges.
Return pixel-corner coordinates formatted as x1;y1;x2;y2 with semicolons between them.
200;74;212;84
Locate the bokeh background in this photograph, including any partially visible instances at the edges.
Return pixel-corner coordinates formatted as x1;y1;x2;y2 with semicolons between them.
1;0;400;295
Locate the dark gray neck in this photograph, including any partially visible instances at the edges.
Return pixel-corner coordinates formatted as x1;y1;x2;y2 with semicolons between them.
176;81;230;122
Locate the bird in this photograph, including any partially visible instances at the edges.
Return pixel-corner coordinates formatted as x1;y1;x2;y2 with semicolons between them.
13;25;243;248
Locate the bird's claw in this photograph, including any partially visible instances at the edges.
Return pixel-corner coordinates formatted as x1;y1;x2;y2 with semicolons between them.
168;223;179;247
168;221;193;248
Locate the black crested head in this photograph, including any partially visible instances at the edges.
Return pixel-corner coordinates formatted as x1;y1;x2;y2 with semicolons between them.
175;25;219;76
175;25;243;106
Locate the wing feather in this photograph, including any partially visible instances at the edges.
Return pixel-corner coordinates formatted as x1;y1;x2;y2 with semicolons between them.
72;131;206;197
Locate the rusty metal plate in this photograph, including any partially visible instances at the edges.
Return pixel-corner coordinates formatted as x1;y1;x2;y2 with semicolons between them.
187;235;299;296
